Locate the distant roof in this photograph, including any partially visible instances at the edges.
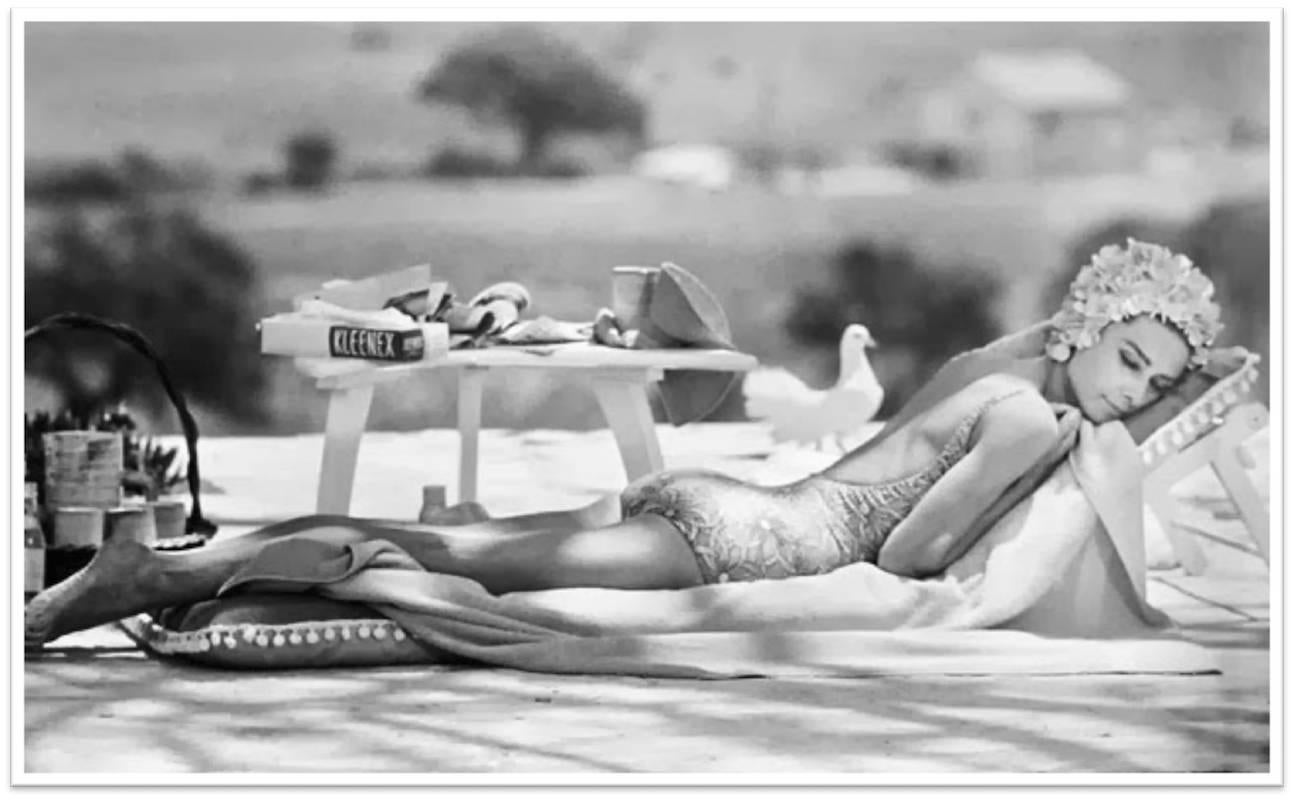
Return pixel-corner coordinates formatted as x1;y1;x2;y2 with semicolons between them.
969;49;1131;111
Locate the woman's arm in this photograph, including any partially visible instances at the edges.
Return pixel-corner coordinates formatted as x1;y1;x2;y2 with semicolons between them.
876;388;1060;578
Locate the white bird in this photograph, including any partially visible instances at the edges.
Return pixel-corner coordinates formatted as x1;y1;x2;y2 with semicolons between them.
742;324;885;451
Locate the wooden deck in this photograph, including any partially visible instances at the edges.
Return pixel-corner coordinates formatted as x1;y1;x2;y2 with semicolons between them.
21;424;1273;776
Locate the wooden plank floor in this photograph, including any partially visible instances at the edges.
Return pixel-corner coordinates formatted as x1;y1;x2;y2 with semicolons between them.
21;424;1273;775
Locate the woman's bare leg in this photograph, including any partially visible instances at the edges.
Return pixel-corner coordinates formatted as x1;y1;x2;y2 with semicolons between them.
25;510;701;647
412;513;703;594
418;493;622;535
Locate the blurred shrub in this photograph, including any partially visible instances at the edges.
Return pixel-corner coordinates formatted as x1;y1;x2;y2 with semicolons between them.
241;170;281;196
26;161;125;205
115;149;180;194
1228;116;1269;149
1185;198;1270;400
728;141;832;184
417;24;647;173
283;130;338;191
349;23;392;52
882;142;968;181
26;149;208;207
528;154;591;179
424;146;516;179
731;141;781;182
785;240;1003;416
25;202;269;424
348;160;411;183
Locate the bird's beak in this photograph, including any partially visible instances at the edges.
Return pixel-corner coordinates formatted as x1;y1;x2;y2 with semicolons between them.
863;333;878;349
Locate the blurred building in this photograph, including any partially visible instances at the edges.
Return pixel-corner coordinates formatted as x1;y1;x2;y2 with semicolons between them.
916;50;1142;178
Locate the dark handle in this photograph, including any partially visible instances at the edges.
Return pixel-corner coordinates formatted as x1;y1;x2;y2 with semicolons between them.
24;312;217;538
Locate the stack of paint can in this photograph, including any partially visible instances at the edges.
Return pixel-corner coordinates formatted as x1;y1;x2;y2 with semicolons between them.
42;431;122;552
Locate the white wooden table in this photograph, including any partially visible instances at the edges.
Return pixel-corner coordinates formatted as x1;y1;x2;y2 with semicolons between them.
293;343;758;514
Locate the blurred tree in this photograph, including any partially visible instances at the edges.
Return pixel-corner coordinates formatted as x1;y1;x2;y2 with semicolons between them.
423;146;515;179
29;150;211;207
26;160;127;206
25;202;268;424
416;25;647;173
350;23;392;52
785;241;1003;417
1227;116;1269;148
284;131;338;191
116;149;176;195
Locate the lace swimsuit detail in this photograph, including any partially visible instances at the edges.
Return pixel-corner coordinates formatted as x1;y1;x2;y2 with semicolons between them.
621;389;1026;584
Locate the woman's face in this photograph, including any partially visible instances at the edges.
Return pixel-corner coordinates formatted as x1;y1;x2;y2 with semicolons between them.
1064;316;1191;423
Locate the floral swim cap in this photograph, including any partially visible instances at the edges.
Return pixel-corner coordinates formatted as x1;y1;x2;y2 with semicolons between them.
1047;238;1223;368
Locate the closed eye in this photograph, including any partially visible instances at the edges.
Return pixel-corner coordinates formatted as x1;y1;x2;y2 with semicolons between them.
1123;345;1176;397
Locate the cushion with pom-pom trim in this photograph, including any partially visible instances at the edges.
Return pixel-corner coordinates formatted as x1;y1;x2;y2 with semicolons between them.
117;594;463;670
1122;347;1260;467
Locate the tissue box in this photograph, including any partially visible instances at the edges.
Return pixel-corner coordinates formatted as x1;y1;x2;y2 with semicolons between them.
260;315;450;362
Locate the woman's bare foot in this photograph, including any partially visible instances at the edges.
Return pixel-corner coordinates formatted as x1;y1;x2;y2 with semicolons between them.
25;536;161;649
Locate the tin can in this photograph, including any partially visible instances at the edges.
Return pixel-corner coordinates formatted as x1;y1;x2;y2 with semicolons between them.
611;266;661;332
52;507;105;549
106;506;157;546
148;499;187;540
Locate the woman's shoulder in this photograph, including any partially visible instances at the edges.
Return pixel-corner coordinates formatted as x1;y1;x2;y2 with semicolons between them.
946;374;1057;436
968;374;1058;439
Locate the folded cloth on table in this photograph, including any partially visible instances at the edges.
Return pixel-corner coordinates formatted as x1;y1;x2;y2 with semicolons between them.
490;316;592;346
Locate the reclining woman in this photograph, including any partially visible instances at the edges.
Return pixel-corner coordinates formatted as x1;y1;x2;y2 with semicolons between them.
25;239;1223;647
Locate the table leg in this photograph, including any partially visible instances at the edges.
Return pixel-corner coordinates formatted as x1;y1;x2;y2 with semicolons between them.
316;385;375;514
590;370;665;482
457;367;488;504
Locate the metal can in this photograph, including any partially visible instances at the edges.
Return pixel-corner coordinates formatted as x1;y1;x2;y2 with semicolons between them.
52;507;106;549
611;265;661;332
148;499;187;540
106;506;157;546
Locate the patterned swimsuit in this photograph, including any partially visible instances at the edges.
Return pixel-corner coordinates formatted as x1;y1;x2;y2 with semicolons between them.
621;389;1023;584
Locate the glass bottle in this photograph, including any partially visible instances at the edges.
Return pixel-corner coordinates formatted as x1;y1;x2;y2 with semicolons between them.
24;483;47;602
